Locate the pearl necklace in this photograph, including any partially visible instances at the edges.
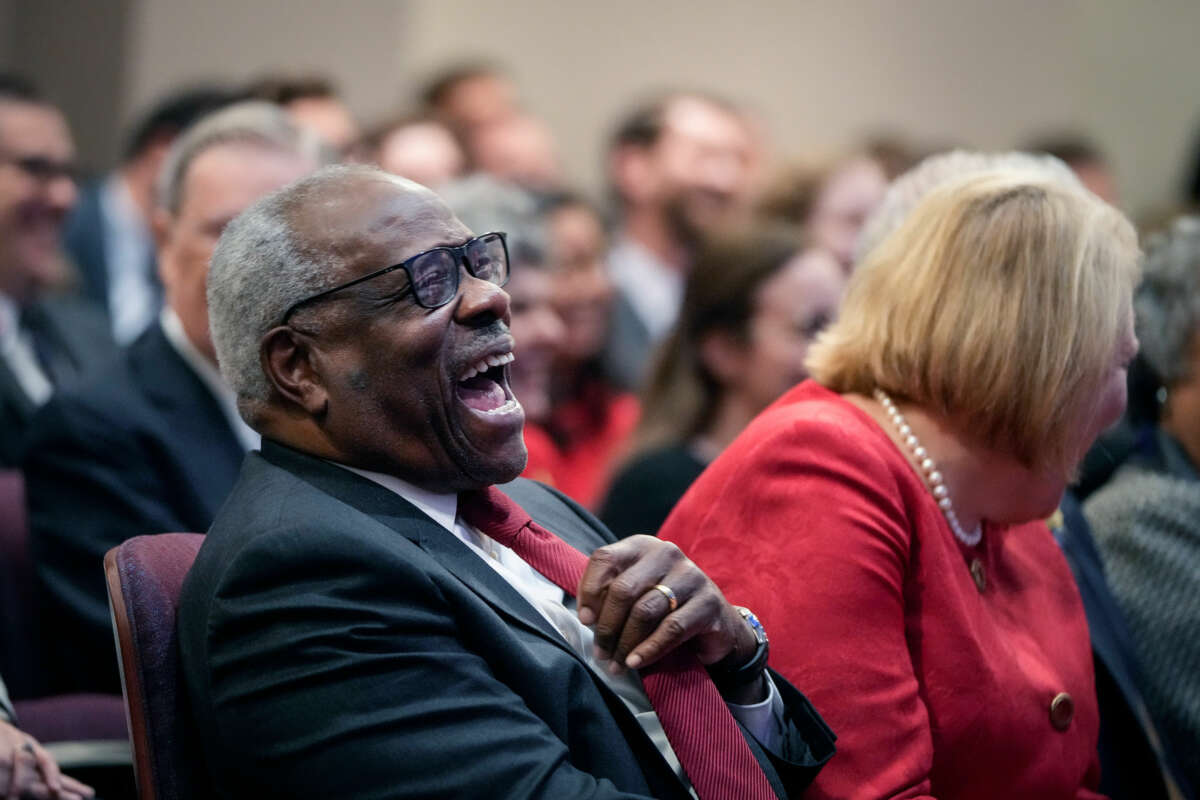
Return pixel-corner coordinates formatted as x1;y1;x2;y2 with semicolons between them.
874;389;983;547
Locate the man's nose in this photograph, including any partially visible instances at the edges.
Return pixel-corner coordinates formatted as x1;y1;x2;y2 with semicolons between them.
45;173;77;212
455;271;511;324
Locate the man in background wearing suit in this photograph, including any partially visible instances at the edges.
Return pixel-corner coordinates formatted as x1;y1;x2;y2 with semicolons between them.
63;85;237;344
179;164;834;798
603;91;759;389
23;103;327;695
0;74;113;466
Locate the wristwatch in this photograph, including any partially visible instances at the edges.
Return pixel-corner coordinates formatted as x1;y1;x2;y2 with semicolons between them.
708;606;769;691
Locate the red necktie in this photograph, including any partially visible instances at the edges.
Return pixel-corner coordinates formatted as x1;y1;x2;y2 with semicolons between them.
459;486;777;800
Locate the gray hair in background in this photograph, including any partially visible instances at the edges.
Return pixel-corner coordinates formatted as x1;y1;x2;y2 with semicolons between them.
1136;216;1200;386
437;174;548;269
156;100;331;214
208;164;407;424
853;149;1083;266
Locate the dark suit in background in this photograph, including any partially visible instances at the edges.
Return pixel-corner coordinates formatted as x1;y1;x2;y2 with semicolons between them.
601;290;654;391
179;441;834;799
62;179;115;314
0;294;114;466
24;321;245;694
1054;493;1194;800
62;178;161;342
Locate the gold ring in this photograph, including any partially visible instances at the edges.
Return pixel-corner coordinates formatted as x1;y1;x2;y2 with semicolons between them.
651;584;678;613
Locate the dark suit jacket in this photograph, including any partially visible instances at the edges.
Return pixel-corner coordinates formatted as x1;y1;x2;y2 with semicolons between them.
24;322;245;694
178;440;834;799
62;179;112;314
601;290;654;392
1055;493;1193;800
0;293;114;466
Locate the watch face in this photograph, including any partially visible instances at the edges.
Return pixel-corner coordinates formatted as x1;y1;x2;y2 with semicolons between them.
738;607;767;644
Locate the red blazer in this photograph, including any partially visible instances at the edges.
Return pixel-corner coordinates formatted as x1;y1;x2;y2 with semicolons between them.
660;381;1104;800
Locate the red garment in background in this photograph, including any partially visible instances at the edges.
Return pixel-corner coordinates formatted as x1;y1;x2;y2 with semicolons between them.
660;380;1104;800
522;385;639;509
521;422;563;488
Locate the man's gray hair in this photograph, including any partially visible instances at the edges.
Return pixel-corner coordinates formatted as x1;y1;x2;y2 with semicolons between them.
208;164;414;424
854;149;1082;265
1136;216;1200;386
437;174;547;268
156;100;330;214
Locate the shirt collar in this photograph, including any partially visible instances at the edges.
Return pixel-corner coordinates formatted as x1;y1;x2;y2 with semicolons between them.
100;172;150;237
159;307;259;451
336;463;459;533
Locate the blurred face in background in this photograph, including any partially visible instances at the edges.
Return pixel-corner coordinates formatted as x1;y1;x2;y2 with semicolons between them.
506;262;565;423
468;113;562;191
378;120;465;189
0;100;76;302
728;247;844;413
286;96;360;156
438;72;519;133
625;97;756;245
156;142;317;362
808;156;888;272
547;202;613;363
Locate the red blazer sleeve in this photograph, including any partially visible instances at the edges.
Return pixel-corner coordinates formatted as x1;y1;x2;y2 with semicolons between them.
662;410;937;799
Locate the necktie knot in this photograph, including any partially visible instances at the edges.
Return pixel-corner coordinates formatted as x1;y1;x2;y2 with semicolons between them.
458;486;532;549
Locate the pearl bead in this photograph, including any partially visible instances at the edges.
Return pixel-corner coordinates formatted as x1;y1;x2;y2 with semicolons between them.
874;388;982;547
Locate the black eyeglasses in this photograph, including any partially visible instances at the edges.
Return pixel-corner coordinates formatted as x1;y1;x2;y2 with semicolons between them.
281;231;510;323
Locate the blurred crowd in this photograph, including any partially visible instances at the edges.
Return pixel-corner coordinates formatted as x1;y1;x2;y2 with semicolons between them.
2;61;1200;800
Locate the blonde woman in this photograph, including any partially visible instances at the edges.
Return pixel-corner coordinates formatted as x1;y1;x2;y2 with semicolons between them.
660;171;1139;800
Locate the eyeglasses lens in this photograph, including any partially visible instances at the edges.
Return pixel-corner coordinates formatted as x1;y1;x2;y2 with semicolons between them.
409;234;509;307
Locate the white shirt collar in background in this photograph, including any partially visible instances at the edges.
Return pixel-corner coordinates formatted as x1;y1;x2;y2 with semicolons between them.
0;293;53;406
100;173;159;344
159;307;259;452
607;235;685;341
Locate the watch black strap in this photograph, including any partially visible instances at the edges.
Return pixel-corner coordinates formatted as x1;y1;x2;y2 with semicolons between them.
708;606;769;691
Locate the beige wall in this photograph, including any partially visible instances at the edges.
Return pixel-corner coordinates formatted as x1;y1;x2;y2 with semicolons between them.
123;0;405;152
15;0;1200;218
398;0;1199;219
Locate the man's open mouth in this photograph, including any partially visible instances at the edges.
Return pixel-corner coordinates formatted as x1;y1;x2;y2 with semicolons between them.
456;351;519;415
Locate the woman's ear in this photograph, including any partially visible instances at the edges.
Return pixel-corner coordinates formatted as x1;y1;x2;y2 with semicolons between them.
261;326;328;417
699;329;747;387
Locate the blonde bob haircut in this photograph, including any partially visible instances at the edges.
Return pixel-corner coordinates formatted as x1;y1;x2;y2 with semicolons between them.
806;170;1140;475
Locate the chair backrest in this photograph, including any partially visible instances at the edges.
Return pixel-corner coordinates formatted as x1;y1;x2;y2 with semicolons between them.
104;533;205;800
0;469;38;697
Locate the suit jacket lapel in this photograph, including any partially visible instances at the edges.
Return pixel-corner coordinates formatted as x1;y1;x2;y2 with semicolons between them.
133;325;244;505
259;440;590;660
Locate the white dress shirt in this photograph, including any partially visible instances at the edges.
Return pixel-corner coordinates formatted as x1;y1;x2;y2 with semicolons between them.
607;236;685;342
159;308;259;452
100;174;159;344
0;293;52;407
340;464;785;794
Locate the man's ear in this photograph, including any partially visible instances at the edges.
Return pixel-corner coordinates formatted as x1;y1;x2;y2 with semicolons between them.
260;326;328;417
